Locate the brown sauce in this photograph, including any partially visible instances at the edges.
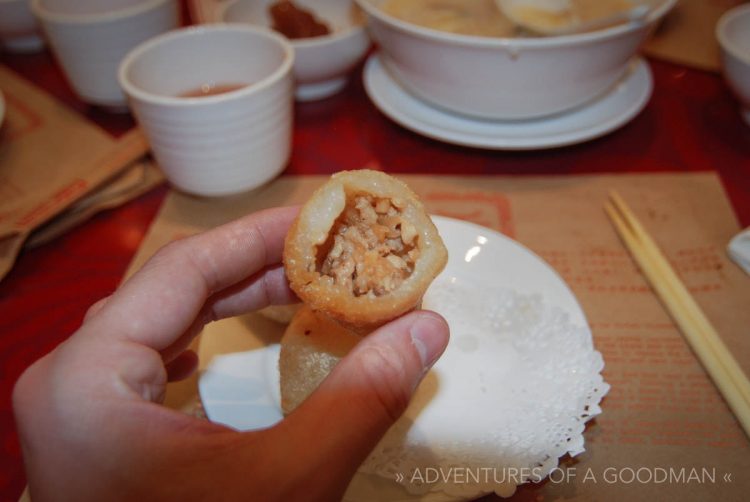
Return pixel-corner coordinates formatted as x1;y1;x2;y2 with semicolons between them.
269;0;331;39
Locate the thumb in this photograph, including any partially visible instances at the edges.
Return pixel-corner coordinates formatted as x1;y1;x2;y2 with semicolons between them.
278;310;449;496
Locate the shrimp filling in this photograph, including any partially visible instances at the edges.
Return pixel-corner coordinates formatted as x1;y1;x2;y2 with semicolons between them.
318;194;420;297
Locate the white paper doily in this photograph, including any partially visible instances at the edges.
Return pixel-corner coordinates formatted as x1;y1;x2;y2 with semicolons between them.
358;280;608;499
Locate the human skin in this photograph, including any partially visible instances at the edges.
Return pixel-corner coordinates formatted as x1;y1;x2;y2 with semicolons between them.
13;206;449;502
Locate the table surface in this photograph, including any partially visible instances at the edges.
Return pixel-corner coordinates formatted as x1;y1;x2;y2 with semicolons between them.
2;14;750;502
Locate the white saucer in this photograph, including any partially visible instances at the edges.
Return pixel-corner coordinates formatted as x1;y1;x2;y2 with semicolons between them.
198;217;606;500
199;216;589;433
363;53;653;150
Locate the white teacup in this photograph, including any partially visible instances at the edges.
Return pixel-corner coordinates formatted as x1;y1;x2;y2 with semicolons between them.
222;0;370;102
118;25;295;197
717;4;750;126
31;0;179;110
0;0;44;53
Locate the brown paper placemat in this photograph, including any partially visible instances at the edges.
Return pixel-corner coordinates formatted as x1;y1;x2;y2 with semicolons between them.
0;66;163;280
124;172;750;500
25;159;163;248
643;0;745;72
0;65;112;233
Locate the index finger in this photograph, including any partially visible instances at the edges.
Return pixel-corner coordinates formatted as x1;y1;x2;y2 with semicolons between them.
85;206;299;350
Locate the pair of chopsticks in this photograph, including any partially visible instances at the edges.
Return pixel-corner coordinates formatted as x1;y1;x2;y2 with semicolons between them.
605;191;750;439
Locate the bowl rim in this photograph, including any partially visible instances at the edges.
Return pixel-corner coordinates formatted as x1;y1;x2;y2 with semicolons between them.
220;0;367;49
716;3;750;66
30;0;172;24
354;0;677;48
117;24;294;107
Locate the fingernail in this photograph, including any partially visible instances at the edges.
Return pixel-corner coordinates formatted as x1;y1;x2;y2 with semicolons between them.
410;314;449;369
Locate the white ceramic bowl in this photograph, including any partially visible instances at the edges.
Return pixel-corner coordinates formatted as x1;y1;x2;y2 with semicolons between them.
222;0;370;101
0;0;44;52
119;25;295;197
355;0;676;120
31;0;179;110
717;3;750;126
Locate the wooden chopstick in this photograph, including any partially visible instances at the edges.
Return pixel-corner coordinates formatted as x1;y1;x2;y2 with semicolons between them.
608;192;750;405
605;191;750;438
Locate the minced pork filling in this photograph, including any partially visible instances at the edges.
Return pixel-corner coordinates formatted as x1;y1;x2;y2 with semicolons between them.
319;194;420;297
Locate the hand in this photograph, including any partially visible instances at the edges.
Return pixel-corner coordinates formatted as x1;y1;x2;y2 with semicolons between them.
13;207;449;501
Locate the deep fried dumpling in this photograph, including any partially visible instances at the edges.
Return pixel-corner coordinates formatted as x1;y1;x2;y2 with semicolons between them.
283;170;448;334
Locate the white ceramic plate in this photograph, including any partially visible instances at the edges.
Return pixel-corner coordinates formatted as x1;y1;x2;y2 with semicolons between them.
198;216;595;500
199;215;588;428
363;53;653;150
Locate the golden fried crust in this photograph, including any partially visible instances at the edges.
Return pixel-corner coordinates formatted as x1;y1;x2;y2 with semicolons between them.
283;170;448;334
279;306;360;414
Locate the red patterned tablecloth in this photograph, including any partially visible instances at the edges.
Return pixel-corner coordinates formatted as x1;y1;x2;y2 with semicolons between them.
1;16;749;502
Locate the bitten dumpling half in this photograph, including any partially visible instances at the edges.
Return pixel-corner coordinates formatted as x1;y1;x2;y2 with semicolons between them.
283;170;448;334
279;306;361;414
